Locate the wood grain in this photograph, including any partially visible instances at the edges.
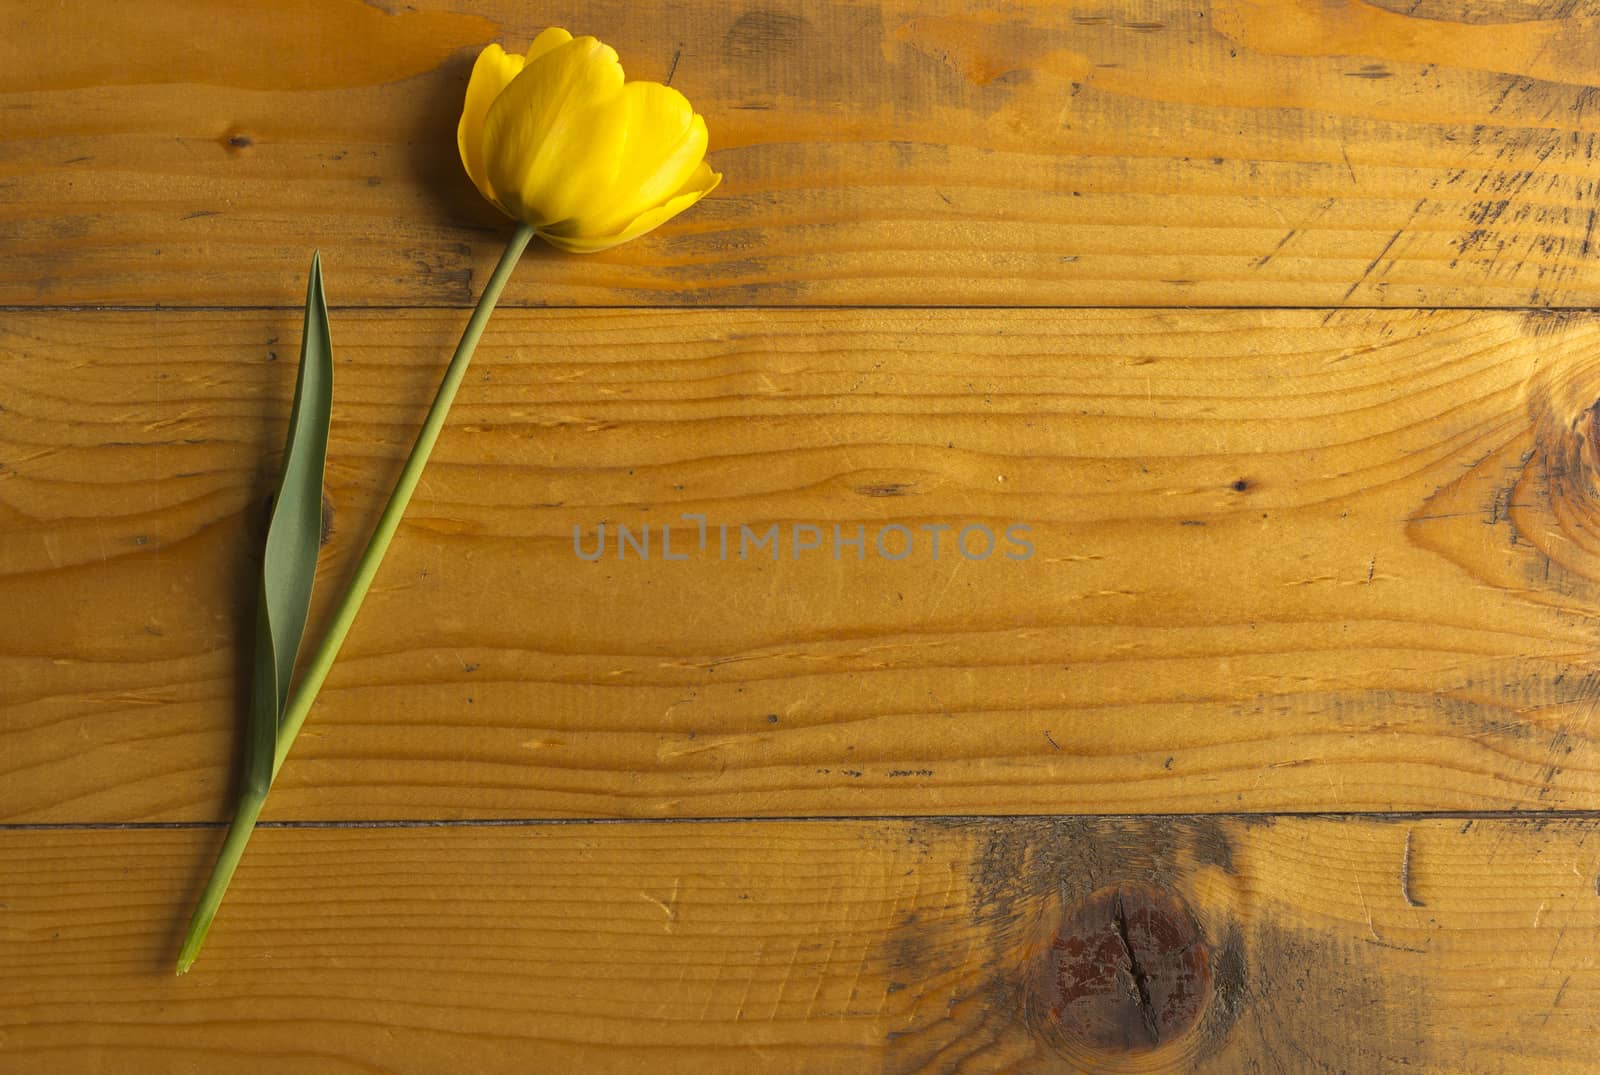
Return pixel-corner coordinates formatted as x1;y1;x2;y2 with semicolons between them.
6;306;1600;822
5;0;1600;307
2;815;1596;1073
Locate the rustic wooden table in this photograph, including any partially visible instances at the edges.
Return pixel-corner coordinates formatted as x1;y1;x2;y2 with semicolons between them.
4;1;1599;1071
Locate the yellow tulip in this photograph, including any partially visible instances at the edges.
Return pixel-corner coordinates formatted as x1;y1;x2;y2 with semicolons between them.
457;29;722;253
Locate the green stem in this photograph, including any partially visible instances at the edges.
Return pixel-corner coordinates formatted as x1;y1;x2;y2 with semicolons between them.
175;788;264;974
176;222;536;974
274;221;535;776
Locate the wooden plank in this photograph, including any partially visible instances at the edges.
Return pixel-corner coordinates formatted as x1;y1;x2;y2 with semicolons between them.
1;816;1595;1072
5;307;1600;822
4;0;1600;307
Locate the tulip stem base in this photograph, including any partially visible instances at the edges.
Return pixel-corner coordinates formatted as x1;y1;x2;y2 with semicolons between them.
175;787;264;974
176;222;537;974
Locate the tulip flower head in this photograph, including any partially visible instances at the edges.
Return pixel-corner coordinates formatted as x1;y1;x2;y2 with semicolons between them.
457;29;722;252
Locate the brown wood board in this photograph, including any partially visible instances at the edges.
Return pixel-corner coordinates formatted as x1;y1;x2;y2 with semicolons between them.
5;1;1600;307
4;817;1597;1072
5;307;1600;821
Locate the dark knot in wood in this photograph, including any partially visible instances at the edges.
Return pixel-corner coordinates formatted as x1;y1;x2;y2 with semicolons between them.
1028;881;1211;1055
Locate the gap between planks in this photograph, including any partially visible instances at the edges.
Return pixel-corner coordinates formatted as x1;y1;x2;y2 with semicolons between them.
5;808;1600;832
7;303;1600;314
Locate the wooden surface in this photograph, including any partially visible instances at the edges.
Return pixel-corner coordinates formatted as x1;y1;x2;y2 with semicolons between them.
5;0;1600;1071
4;817;1598;1073
8;307;1600;821
6;0;1600;307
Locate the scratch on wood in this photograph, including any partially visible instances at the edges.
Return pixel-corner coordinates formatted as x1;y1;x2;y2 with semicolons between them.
1401;829;1426;908
1364;936;1428;954
1354;874;1381;942
1252;229;1297;269
1338;229;1402;307
1543;976;1571;1024
641;877;681;930
857;482;914;497
1330;197;1425;318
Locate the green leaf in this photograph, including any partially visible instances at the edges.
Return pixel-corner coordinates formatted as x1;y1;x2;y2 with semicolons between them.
175;253;335;974
247;252;333;794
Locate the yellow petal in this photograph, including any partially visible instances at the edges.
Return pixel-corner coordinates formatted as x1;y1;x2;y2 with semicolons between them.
456;43;526;211
539;161;722;253
523;26;573;64
482;36;626;226
568;81;709;238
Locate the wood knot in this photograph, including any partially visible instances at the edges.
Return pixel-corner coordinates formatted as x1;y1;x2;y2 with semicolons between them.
1408;363;1600;612
1026;881;1211;1060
